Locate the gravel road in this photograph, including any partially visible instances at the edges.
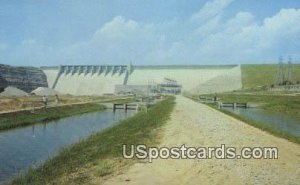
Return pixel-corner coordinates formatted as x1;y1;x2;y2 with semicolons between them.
103;96;300;185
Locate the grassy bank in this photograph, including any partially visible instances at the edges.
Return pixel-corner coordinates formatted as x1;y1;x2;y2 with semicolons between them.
209;105;300;144
0;103;105;131
10;96;175;185
187;95;300;144
0;95;134;112
207;94;300;122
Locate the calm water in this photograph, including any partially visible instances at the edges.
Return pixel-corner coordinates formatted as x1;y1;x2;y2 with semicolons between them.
222;107;300;137
0;110;134;183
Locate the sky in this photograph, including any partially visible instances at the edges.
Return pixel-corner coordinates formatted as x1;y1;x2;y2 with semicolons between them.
0;0;300;66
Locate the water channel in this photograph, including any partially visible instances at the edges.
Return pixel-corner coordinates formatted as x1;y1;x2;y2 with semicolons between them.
0;109;134;183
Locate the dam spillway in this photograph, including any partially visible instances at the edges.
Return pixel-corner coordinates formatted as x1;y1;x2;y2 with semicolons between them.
41;64;242;95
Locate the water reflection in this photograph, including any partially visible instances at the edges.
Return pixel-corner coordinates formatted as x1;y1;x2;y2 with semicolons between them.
0;110;134;183
223;107;300;137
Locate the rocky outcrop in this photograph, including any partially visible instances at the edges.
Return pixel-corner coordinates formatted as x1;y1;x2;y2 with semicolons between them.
0;64;48;93
0;76;8;93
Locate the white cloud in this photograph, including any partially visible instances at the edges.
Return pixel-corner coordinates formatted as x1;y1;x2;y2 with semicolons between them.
44;9;300;64
190;8;300;63
223;12;255;34
51;16;168;64
93;16;139;40
194;15;221;36
191;0;234;22
3;4;300;65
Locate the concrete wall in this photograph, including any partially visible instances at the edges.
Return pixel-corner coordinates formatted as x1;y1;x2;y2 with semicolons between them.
115;85;149;94
55;73;125;95
42;65;242;95
190;65;242;94
127;65;242;94
42;67;60;88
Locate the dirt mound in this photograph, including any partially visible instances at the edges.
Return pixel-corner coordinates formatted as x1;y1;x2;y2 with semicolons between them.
0;86;28;97
31;87;61;96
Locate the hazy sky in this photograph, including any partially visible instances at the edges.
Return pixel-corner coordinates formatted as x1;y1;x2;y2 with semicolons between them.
0;0;300;66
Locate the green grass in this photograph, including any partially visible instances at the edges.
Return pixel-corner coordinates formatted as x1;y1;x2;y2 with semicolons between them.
0;103;105;131
187;94;300;144
241;64;300;89
207;94;300;122
208;105;300;144
10;96;175;185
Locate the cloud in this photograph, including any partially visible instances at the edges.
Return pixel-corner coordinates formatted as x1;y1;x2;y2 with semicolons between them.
194;15;221;35
93;16;139;40
190;8;300;63
191;0;234;23
51;16;168;64
3;39;54;66
2;3;300;66
223;12;255;34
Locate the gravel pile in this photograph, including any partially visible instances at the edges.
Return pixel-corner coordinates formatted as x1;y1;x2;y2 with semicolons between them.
31;87;61;96
0;86;28;96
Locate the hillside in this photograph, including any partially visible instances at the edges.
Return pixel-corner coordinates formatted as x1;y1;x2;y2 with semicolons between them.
241;64;300;89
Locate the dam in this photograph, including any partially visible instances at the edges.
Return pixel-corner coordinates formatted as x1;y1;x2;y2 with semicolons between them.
41;63;242;95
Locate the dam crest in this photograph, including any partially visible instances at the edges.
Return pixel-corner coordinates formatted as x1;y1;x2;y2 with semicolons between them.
41;64;242;96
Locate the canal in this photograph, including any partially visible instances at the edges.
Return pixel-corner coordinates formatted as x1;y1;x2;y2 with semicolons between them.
0;109;134;183
222;107;300;138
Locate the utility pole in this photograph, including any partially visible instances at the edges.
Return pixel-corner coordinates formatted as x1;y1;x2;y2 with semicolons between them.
276;56;284;85
287;56;293;83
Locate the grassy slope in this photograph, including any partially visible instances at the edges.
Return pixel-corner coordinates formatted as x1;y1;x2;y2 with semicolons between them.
11;97;175;185
187;64;300;144
241;64;300;89
0;103;105;131
209;104;300;144
212;94;300;122
187;95;300;144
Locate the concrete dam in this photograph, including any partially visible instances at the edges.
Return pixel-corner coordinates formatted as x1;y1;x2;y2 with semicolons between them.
41;64;242;95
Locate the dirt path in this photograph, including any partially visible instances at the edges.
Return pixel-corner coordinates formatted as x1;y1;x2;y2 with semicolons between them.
102;96;300;185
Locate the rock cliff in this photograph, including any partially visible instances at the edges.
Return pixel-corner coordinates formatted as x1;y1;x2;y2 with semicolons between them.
0;64;48;93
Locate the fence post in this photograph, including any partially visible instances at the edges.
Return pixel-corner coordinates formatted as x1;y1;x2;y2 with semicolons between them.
113;104;116;112
31;103;35;113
